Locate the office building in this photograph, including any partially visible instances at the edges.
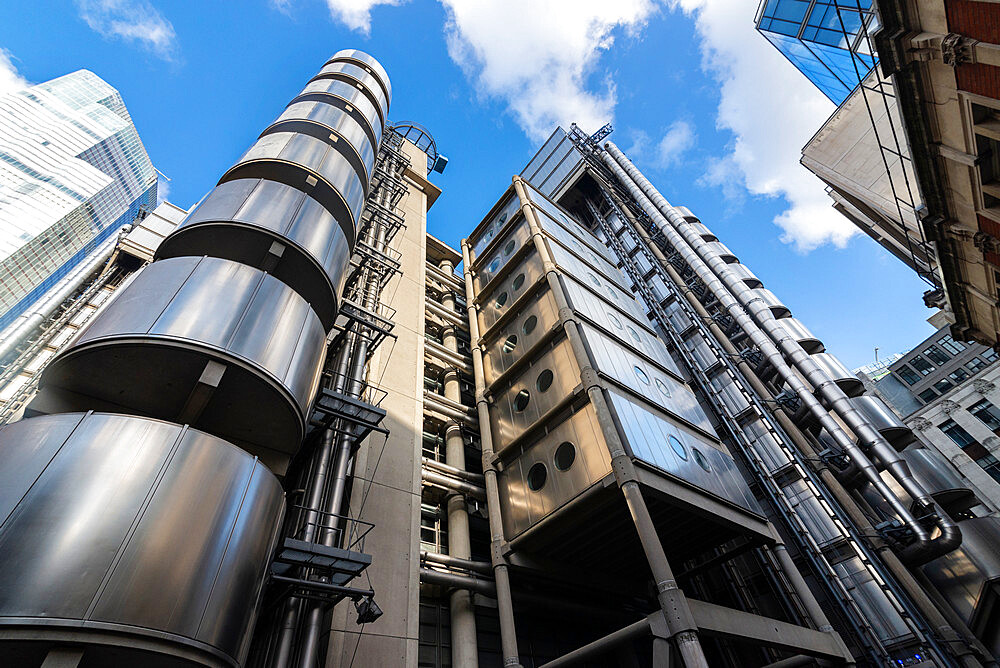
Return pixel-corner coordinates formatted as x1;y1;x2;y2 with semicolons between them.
0;70;157;334
2;50;1000;668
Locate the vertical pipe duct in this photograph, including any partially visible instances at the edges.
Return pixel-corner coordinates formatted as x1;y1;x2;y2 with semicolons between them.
1;49;390;668
601;142;960;566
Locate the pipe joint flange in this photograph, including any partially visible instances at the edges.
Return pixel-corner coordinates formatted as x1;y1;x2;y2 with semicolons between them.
579;367;603;391
656;579;679;594
444;420;463;437
503;658;523;667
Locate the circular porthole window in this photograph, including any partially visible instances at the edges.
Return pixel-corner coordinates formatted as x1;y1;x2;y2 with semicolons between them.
588;272;601;288
513;390;530;412
488;258;501;273
608;312;623;329
634;365;650;385
536;369;554;392
522;315;538;335
495;292;509;308
499;212;508;224
655;378;672;398
693;448;712;472
627;326;641;344
554;442;576;471
669;435;688;461
527;462;547;491
512;273;525;290
504;239;517;256
560;213;571;225
607;286;617;301
502;335;518;354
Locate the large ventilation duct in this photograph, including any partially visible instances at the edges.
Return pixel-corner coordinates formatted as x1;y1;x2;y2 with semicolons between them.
3;49;390;667
602;142;960;566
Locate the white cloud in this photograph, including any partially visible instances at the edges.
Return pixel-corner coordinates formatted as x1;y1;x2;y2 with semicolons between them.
325;0;406;35
76;0;178;62
656;120;695;167
270;0;293;15
672;0;858;252
441;0;657;142
0;48;28;96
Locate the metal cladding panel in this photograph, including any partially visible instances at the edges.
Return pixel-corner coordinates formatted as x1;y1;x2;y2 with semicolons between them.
497;404;612;539
490;337;580;449
477;251;545;334
778;317;824;354
314;61;388;119
0;413;284;665
664;299;694;334
806;352;864;397
540;221;625;287
900;447;971;499
475;216;531;286
546;232;631;293
470;192;522;261
38;256;326;458
751;287;791;318
726;262;762;289
560;275;679;376
783;479;842;546
158;178;352;330
687;221;717;242
231;131;366;227
741;419;792;473
523;190;617;265
295;79;383;146
834;556;913;644
851;395;914;449
274;101;376;179
703;240;738;263
482;288;560;385
557;257;649;326
330;49;391;102
683;331;719;372
922;516;1000;625
605;388;760;513
578;322;715;435
708;372;751;417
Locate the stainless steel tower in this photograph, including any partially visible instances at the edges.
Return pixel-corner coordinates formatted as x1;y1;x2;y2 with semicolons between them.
0;49;395;668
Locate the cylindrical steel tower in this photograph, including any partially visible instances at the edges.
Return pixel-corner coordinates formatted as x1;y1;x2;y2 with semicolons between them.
0;49;391;668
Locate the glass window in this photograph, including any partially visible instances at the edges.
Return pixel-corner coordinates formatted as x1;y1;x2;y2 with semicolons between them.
655;378;672;398
971;399;1000;432
522;315;537;335
932;379;953;394
495;292;508;308
923;345;950;365
554;442;576;471
502;335;517;353
968;357;990;373
669;435;688;461
535;369;553;392
634;366;650;385
938;334;965;355
503;239;516;256
949;367;970;384
693;448;712;472
512;273;525;291
984;348;998;363
976;453;1000;484
918;388;938;403
527;462;547;491
909;355;934;375
939;419;977;448
513;390;530;412
895;365;920;385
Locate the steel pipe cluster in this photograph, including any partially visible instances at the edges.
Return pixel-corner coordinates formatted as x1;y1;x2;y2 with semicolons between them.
0;50;390;668
602;142;959;566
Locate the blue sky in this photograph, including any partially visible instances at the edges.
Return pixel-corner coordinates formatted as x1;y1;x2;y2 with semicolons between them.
0;0;936;370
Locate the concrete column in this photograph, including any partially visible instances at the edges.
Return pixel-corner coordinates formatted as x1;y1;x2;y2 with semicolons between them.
438;259;479;668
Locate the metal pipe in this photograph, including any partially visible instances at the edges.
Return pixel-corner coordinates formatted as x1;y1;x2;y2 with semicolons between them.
461;238;523;668
602;143;958;565
420;551;493;575
537;618;652;668
422;456;485;484
421;467;486;500
0;227;123;363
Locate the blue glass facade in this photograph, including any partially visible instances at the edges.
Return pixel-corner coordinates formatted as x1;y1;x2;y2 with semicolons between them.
756;0;877;105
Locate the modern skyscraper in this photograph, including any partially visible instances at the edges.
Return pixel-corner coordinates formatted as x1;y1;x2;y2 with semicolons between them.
755;0;878;104
2;49;1000;668
0;70;157;333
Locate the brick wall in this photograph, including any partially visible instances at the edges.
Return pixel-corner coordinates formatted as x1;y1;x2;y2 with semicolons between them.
947;0;1000;44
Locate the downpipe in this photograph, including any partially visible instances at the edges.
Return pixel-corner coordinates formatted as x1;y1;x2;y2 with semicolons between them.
602;143;959;565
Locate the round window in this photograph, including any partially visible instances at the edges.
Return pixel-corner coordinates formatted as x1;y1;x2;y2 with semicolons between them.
536;369;553;392
527;462;547;491
522;315;538;335
608;313;623;329
588;272;601;288
607;286;617;301
495;292;509;308
499;212;508;224
554;442;576;471
693;448;712;472
488;258;501;273
502;335;518;354
627;326;641;343
655;378;672;398
634;365;650;385
669;435;688;461
560;213;570;225
512;273;525;290
504;239;517;256
513;390;530;412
